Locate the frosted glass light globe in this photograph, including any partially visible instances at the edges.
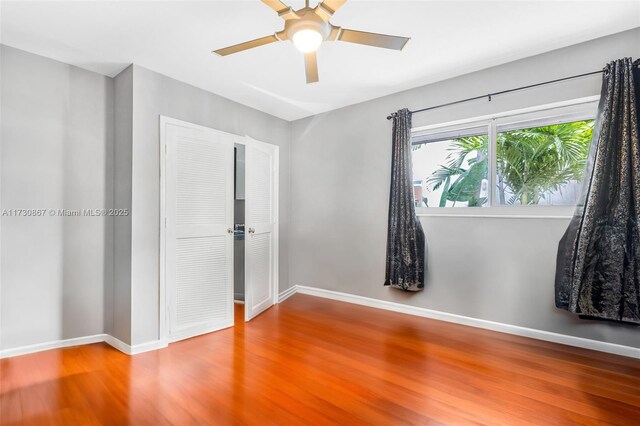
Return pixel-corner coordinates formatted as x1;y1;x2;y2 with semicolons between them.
292;29;323;53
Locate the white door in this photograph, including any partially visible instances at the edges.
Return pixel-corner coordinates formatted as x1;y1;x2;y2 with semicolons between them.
244;137;279;321
164;121;235;342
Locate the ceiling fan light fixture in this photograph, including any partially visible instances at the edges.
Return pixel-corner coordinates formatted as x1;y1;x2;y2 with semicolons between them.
292;29;323;53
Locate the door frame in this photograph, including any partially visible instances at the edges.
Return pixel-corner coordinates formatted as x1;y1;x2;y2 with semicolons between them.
159;117;279;342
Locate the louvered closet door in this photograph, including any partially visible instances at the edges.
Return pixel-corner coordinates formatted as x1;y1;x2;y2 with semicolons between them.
244;137;279;321
165;123;235;342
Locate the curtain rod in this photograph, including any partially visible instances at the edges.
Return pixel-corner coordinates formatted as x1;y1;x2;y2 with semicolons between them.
386;69;605;120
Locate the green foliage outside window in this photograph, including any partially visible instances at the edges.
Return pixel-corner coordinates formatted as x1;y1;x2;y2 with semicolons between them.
418;120;594;206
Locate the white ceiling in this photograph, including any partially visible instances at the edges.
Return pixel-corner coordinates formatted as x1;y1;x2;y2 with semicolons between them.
2;1;639;121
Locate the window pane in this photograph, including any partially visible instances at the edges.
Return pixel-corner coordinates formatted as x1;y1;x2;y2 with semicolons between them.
412;133;488;208
495;120;594;205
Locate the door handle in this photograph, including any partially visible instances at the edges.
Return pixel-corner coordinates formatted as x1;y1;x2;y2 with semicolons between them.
248;228;255;234
227;228;234;234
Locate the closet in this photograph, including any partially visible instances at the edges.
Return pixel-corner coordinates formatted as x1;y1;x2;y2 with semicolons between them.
160;117;279;343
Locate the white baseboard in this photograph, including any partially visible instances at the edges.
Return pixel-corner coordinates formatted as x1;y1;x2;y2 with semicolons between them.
293;285;640;360
1;333;168;359
0;334;107;359
132;339;168;354
104;335;168;355
278;285;297;303
103;335;131;354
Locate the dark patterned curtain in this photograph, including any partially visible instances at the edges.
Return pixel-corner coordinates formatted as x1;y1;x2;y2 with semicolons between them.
384;109;426;291
555;58;640;324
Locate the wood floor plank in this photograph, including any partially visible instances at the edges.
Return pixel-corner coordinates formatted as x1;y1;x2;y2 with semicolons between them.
1;294;638;425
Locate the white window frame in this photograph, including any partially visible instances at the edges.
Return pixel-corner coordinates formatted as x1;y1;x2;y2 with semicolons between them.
411;96;599;218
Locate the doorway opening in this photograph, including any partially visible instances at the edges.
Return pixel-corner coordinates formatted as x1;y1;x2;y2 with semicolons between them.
233;144;245;304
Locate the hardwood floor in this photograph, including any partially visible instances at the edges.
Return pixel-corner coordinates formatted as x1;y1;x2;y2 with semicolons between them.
1;294;639;425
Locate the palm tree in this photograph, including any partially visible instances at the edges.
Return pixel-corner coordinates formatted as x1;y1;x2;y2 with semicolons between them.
425;135;488;207
420;120;593;206
496;121;593;205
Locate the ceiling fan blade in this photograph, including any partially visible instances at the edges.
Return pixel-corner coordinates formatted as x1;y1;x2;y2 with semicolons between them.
319;0;347;14
261;0;299;20
338;29;410;50
213;35;280;56
260;0;289;14
304;52;319;84
315;0;347;21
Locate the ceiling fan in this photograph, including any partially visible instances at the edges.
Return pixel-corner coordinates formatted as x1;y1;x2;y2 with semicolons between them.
213;0;410;84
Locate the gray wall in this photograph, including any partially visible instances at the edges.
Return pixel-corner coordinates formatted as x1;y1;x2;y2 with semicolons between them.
0;45;114;349
110;65;133;343
128;65;291;345
290;28;640;349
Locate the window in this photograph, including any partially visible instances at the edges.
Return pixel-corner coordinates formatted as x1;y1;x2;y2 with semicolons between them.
411;100;596;209
495;120;593;206
412;127;488;207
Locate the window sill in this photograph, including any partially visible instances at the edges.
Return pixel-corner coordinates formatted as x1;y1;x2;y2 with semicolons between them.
415;206;575;219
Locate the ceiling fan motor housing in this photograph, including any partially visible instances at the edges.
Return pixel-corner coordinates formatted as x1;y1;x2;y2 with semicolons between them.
284;7;331;41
